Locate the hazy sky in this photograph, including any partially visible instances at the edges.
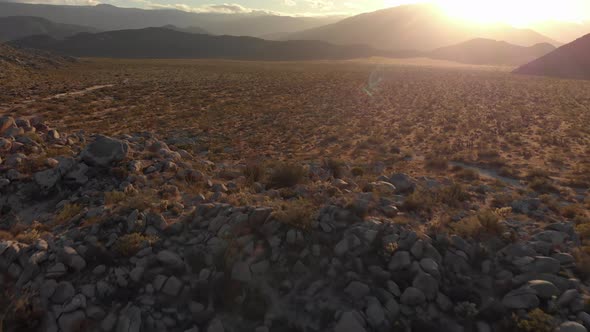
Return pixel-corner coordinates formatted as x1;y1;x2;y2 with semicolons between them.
7;0;590;23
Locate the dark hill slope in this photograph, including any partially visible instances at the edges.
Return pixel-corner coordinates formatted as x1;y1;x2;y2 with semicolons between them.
514;33;590;80
430;38;556;66
8;27;384;61
0;16;98;42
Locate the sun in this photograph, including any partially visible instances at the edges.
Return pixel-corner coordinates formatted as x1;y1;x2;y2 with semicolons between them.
431;0;587;27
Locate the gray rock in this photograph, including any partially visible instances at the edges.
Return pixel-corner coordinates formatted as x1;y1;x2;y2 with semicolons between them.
162;276;183;296
401;287;426;306
413;273;438;300
556;322;587;332
34;168;61;190
334;235;361;256
534;230;568;245
232;261;252;282
116;306;142;332
558;289;580;307
389;251;411;271
345;281;370;300
61;246;87;272
129;266;145;282
335;311;366;332
521;256;561;274
52;281;75;304
157;250;184;268
101;312;118;332
207;318;225;332
62;294;87;313
578;312;590;329
502;287;539;309
390;173;415;193
81;135;129;167
366;297;385;328
527;280;559;299
58;310;86;332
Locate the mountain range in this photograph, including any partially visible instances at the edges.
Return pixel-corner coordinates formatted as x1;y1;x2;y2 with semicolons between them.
7;27;382;61
0;16;98;42
514;33;590;80
0;2;340;37
430;39;556;66
283;4;559;51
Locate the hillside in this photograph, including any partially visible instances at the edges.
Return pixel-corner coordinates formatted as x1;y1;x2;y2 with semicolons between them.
429;38;556;66
0;43;73;73
513;33;590;80
529;21;590;44
0;16;99;42
160;24;209;35
0;2;340;37
285;3;557;51
8;27;383;60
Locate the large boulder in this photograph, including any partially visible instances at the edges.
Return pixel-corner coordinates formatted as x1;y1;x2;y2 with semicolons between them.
502;287;539;309
80;135;129;167
556;322;587;332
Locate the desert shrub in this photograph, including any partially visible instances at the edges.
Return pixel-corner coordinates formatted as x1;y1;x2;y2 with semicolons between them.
529;177;558;194
438;183;470;207
323;158;345;179
55;203;83;225
455;168;479;181
511;309;555;332
425;156;448;170
351;167;364;177
272;199;317;230
452;210;503;238
105;191;127;205
113;233;158;257
243;162;264;183
269;163;306;188
402;189;436;213
561;204;589;223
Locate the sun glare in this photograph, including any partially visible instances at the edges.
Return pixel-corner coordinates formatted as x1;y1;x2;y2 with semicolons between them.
431;0;588;26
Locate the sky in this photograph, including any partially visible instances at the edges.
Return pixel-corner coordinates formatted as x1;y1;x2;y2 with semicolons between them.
5;0;590;24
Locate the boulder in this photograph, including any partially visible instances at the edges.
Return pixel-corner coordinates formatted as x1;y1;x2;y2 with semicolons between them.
502;287;539;309
401;287;426;306
80;135;129;167
527;280;559;299
556;322;587;332
335;311;366;332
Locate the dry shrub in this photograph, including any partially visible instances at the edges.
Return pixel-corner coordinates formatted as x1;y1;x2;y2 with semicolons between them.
268;163;306;188
55;203;83;225
425;156;448;170
452;210;503;239
323;158;345;179
243;162;264;184
272;199;317;230
438;183;469;207
511;309;555;332
113;233;158;257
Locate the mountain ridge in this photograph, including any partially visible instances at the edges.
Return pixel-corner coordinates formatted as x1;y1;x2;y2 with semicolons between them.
513;33;590;80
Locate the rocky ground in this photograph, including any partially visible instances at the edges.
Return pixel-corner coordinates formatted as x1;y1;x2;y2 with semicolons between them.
1;114;590;332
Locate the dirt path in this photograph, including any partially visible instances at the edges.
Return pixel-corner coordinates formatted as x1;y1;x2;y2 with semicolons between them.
46;84;114;100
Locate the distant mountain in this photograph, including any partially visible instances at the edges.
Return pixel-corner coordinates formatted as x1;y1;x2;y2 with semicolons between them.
285;3;558;51
0;2;341;37
160;24;208;35
429;38;556;66
529;21;590;44
513;33;590;80
8;27;385;61
0;16;98;42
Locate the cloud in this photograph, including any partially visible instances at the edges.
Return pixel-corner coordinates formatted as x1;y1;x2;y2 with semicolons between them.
3;0;101;4
283;0;296;6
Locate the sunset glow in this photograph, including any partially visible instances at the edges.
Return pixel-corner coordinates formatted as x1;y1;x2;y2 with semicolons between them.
433;0;589;26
